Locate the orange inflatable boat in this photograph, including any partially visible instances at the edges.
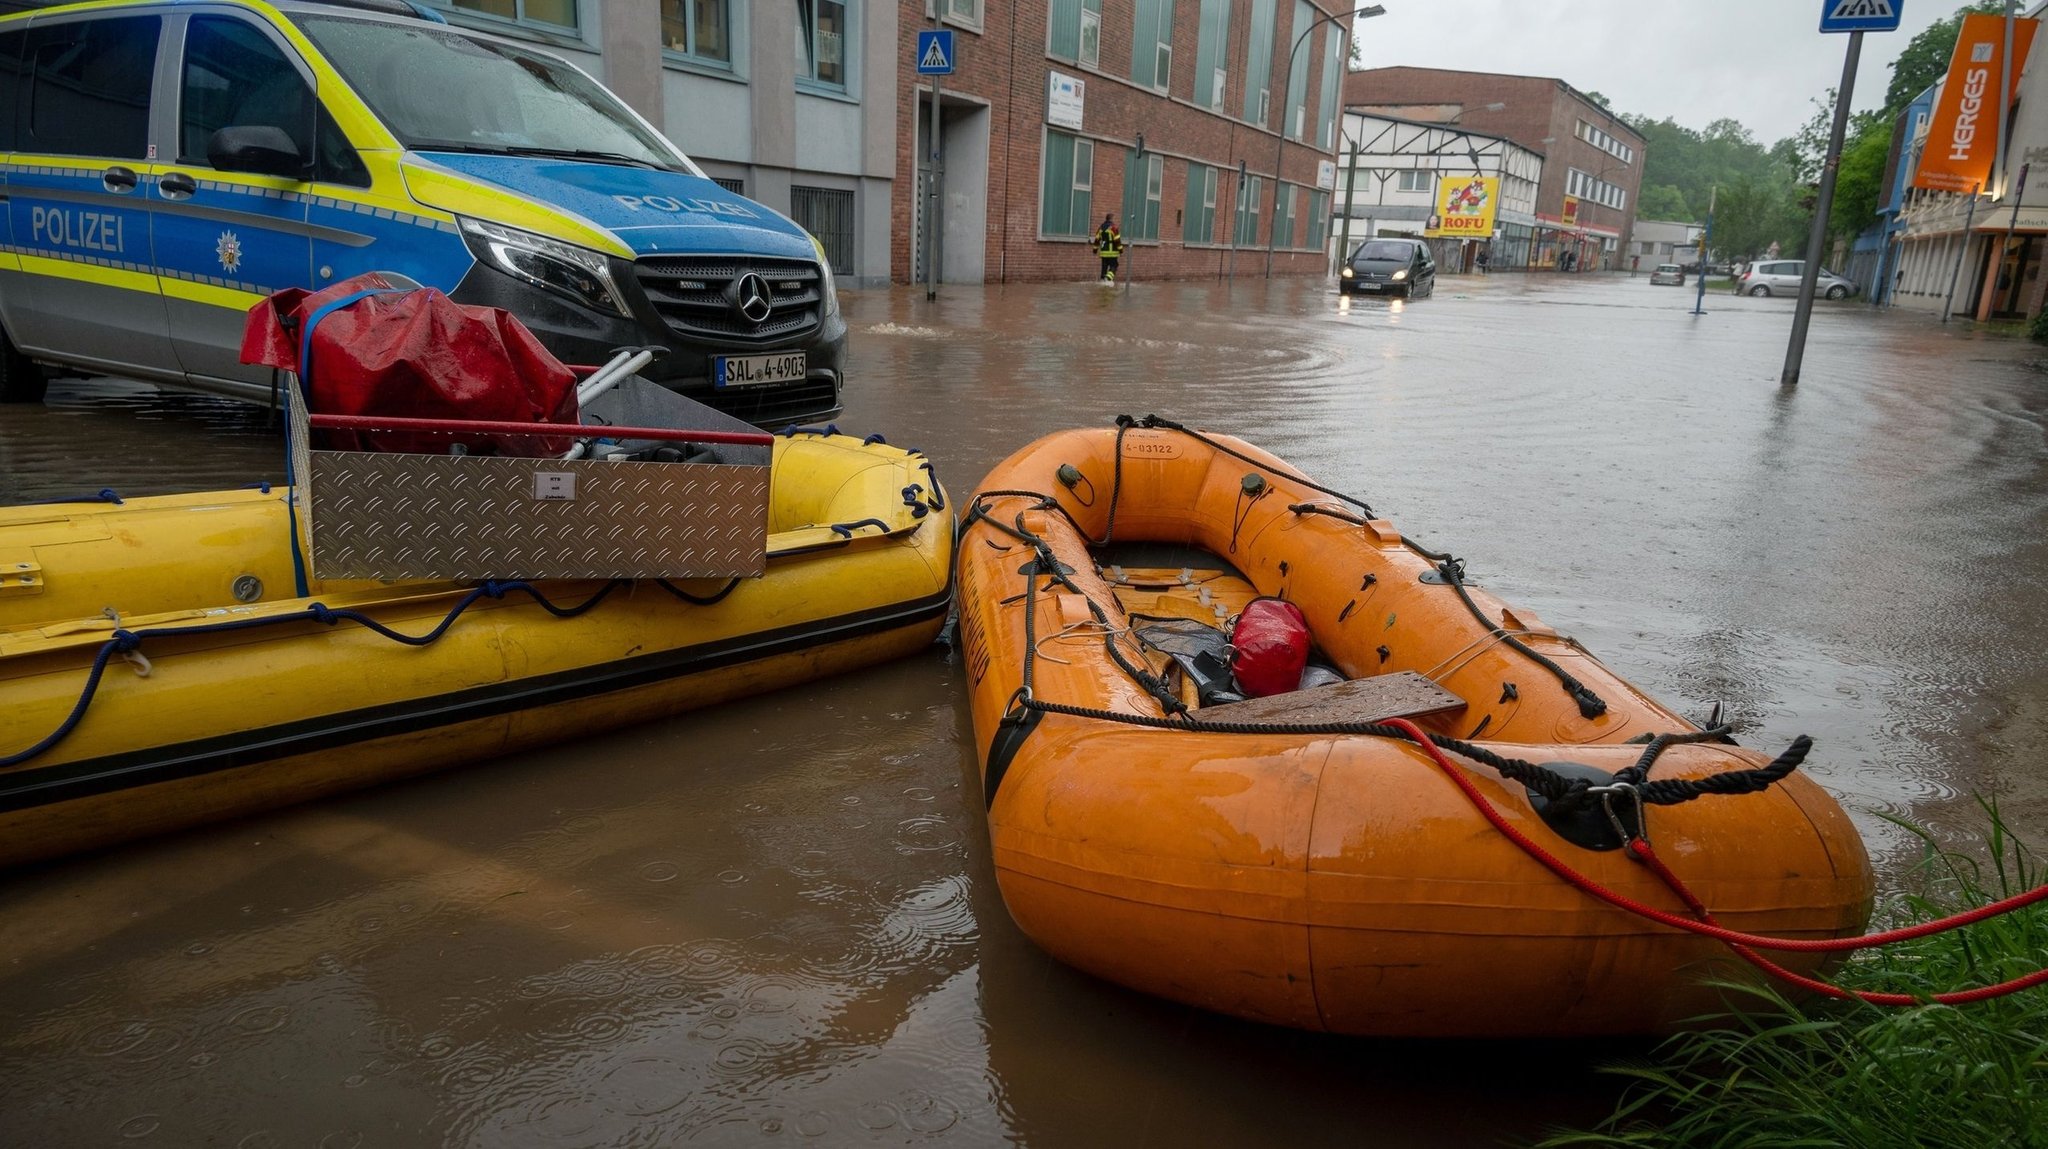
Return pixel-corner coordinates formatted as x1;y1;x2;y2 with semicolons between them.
956;418;1875;1038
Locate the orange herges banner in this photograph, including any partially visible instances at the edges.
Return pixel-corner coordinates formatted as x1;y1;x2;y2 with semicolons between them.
1914;13;2039;193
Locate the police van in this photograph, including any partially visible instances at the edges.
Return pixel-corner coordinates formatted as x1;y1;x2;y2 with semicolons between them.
0;0;845;426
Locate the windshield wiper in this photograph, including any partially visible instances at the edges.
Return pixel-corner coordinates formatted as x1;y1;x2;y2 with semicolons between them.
503;146;665;170
409;142;666;170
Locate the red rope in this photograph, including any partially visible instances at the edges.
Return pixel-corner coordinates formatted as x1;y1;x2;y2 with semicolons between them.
1382;718;2048;1005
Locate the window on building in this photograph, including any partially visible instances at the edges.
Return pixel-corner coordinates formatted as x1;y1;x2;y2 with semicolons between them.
21;16;160;159
1307;189;1328;248
1193;0;1230;110
1242;0;1275;126
1185;161;1217;244
1041;130;1094;237
1122;151;1163;241
791;185;854;272
1273;183;1297;249
662;0;730;65
1234;174;1262;246
1315;17;1341;149
1131;0;1175;90
1049;0;1103;68
433;0;577;30
712;176;745;195
1396;169;1430;193
1284;0;1313;140
797;0;848;88
943;0;983;29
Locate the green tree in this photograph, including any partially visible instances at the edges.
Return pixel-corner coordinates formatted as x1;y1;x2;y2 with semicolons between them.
1828;111;1893;243
1637;184;1692;221
1583;90;1612;110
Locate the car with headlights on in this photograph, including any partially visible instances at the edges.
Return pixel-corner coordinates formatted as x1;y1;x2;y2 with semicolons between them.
1340;238;1435;298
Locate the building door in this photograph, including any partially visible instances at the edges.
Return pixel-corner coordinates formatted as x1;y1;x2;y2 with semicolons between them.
914;95;989;284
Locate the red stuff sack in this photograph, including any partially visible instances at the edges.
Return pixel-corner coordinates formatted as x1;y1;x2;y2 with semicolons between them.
1229;597;1311;698
240;272;577;456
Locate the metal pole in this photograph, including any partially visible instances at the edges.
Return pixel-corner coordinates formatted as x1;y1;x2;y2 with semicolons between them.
924;75;942;301
1941;185;1983;323
1692;185;1714;316
1337;131;1359;275
1127;132;1145;292
1781;31;1861;386
1998;161;2031;312
1997;1;2017;198
1230;160;1245;280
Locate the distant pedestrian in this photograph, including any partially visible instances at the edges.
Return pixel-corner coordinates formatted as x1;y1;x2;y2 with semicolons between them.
1476;247;1489;275
1093;214;1124;281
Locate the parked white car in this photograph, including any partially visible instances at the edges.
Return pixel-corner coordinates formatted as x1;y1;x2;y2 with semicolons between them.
1733;260;1859;299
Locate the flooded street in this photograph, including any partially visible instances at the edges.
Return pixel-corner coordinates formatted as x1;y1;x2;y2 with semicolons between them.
5;272;2047;1145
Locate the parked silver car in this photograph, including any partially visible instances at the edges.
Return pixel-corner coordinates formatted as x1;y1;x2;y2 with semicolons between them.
1648;263;1685;286
1733;260;1858;299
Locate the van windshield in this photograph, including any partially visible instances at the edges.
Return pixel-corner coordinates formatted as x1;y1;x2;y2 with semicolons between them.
1354;241;1414;262
294;14;692;172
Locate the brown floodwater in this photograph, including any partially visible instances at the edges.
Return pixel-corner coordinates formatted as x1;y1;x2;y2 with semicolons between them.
4;273;2046;1146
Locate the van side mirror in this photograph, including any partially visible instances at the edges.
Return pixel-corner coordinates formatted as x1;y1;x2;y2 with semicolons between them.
208;126;309;180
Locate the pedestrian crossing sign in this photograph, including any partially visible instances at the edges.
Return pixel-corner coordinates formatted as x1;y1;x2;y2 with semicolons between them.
1819;0;1902;34
917;29;956;74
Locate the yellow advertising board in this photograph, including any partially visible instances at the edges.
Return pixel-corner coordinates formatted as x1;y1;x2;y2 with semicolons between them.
1426;175;1500;239
1561;196;1580;227
1915;13;2039;192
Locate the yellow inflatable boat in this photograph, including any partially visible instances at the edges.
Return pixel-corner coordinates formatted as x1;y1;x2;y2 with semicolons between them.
0;432;952;867
957;418;1873;1038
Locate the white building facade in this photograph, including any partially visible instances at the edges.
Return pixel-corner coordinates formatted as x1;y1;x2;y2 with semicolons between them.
1328;110;1543;271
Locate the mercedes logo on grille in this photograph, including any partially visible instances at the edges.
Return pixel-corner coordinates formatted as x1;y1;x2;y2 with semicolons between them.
734;272;774;324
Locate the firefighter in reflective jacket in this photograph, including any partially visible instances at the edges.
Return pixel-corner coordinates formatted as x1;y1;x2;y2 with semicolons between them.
1093;215;1124;281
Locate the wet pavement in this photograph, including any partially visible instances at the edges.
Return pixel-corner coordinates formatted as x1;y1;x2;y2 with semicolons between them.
4;272;2047;1145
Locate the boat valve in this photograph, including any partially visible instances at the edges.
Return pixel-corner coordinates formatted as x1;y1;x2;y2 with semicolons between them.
1241;473;1267;496
1056;464;1084;489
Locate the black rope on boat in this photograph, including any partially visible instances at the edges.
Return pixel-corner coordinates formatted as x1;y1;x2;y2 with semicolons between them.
1130;416;1604;720
1134;414;1375;517
1093;415;1135;545
965;491;1184;717
1012;697;1804;810
655;577;742;606
1410;551;1608;720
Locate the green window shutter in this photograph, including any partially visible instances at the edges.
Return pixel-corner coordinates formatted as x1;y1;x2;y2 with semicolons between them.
1194;0;1229;109
1316;19;1342;149
1131;0;1157;85
1184;163;1207;243
1243;0;1275;125
1050;0;1081;61
1042;132;1075;236
1123;149;1146;240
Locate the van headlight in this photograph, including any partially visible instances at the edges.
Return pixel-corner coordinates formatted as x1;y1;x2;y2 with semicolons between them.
810;234;839;319
1341;266;1354;278
1391;269;1408;281
459;217;632;317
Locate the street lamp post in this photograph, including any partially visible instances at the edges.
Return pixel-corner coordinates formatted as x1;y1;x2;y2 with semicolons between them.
1265;4;1385;278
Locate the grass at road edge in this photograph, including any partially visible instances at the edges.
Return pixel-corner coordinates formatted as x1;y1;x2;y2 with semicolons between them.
1532;798;2048;1147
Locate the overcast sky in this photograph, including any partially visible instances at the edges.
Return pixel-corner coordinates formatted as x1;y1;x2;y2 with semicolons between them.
1352;0;1985;145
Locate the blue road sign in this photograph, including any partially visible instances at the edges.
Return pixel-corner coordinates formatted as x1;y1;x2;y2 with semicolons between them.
1820;0;1903;34
917;29;956;75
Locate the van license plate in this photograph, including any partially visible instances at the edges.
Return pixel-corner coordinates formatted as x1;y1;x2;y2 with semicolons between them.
716;352;807;388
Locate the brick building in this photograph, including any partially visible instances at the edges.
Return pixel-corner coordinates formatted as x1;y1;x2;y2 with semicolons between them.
898;0;1354;284
1343;67;1645;270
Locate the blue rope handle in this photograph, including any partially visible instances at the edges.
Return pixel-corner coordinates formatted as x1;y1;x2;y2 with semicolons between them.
0;579;621;769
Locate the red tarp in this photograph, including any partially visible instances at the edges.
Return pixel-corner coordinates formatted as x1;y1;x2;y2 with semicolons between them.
242;272;577;455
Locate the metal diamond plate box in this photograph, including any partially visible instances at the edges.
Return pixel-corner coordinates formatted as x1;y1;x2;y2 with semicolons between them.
289;383;769;581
